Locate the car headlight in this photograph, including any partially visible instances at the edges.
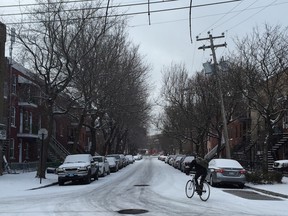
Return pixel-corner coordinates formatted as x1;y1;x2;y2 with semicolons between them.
78;166;89;171
56;168;64;173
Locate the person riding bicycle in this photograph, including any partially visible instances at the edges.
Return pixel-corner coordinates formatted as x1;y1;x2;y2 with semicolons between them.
186;156;208;195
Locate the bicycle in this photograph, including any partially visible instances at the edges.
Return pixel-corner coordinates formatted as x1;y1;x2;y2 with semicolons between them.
185;173;210;201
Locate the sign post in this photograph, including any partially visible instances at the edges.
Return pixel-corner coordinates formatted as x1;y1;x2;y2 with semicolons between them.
38;128;48;184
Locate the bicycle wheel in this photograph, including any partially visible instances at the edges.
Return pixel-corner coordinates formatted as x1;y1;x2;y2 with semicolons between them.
185;180;195;198
199;182;210;201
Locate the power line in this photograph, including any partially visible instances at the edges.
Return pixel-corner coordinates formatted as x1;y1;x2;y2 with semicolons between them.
226;0;279;31
2;0;243;25
0;0;180;11
0;0;242;18
129;1;288;28
199;0;243;35
211;0;259;31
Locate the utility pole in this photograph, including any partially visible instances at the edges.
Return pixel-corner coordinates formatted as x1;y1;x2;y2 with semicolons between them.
196;32;231;159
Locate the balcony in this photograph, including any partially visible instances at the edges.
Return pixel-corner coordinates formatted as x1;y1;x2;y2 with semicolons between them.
17;125;39;139
18;97;38;108
0;123;7;140
17;80;39;108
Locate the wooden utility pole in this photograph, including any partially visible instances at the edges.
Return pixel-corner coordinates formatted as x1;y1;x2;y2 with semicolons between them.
196;32;231;159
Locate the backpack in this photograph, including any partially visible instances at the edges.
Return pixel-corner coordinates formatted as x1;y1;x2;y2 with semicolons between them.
196;157;208;169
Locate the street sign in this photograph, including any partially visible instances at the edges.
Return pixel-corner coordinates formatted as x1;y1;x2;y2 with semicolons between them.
38;128;48;140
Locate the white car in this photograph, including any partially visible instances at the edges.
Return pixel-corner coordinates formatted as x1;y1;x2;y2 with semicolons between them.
273;160;288;172
56;154;98;185
106;157;119;172
93;156;110;177
125;155;135;164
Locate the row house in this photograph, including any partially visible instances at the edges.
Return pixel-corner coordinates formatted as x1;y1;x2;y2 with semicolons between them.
206;83;288;171
0;22;92;167
2;60;90;165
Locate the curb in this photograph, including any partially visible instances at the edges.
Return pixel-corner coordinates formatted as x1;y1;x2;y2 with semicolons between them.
29;182;58;190
246;185;288;199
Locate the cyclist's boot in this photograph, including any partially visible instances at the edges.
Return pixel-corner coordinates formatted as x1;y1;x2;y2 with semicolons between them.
196;184;201;195
198;184;203;196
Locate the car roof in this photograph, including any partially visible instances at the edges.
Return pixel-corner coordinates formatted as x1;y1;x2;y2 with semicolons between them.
64;154;91;162
210;159;243;168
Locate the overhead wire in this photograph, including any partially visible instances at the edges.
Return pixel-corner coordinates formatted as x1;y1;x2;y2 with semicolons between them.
1;0;244;25
148;0;151;25
211;0;259;32
0;0;242;17
226;0;279;31
189;0;193;44
0;0;178;8
199;0;243;35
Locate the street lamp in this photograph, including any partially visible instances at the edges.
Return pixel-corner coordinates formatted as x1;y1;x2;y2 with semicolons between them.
38;128;48;184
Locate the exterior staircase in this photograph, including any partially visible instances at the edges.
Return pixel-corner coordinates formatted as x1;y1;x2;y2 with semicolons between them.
48;136;70;162
1;139;9;154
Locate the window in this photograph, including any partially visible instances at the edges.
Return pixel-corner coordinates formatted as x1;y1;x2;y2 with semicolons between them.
3;81;8;98
11;107;16;126
24;111;29;130
25;142;29;159
11;74;17;94
9;138;15;159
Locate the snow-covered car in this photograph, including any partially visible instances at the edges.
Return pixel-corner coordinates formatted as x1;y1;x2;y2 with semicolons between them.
273;160;288;172
181;155;195;173
56;154;99;185
134;154;142;160
106;154;122;169
106;156;119;172
125;154;134;164
93;156;110;177
206;158;246;188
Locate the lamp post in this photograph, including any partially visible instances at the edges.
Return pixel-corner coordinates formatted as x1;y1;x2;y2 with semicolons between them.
38;128;48;184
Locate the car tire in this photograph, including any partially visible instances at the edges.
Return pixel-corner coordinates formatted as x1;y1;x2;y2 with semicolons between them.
85;172;91;184
94;171;99;180
209;175;215;187
58;178;65;186
238;183;245;189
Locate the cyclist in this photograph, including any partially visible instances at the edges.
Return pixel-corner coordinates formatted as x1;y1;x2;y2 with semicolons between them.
186;156;208;195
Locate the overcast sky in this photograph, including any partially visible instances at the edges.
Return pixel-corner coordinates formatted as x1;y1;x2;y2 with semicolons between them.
1;0;288;133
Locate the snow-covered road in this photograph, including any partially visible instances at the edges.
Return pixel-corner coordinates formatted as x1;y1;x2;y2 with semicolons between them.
0;156;287;216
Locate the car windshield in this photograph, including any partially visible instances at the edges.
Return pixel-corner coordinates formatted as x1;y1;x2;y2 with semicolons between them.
184;156;194;162
64;155;89;163
93;157;103;162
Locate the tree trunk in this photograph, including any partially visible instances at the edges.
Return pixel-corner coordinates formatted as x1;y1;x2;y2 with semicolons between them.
37;110;53;179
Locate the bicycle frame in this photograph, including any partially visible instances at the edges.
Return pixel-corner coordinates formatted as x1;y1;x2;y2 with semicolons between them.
185;173;210;201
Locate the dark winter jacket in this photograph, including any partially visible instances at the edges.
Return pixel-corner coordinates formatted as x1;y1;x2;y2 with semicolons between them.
187;157;208;175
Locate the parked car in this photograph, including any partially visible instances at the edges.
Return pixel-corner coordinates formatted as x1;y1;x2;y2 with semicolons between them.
181;155;195;173
56;154;99;185
134;154;143;160
106;154;123;169
273;160;288;172
206;158;246;188
106;156;119;172
125;154;135;164
93;156;110;177
173;155;185;169
158;155;167;161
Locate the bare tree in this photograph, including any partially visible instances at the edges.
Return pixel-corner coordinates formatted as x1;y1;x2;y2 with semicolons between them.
231;24;288;173
15;0;113;178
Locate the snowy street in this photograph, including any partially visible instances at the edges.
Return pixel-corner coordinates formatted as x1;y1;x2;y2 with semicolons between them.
0;156;287;216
